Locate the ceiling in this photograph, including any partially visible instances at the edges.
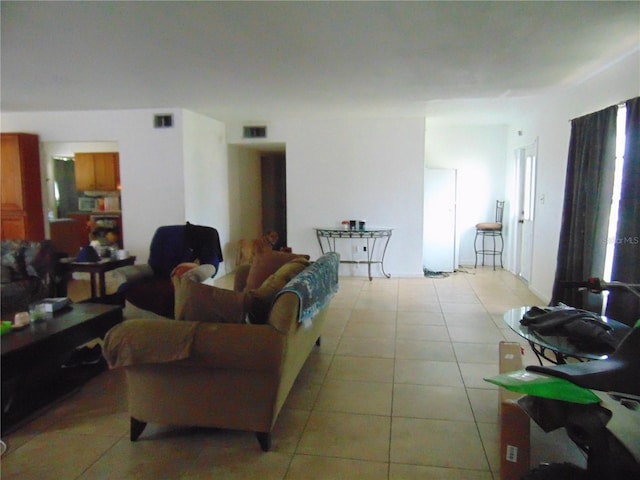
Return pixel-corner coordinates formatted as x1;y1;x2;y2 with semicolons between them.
2;1;639;122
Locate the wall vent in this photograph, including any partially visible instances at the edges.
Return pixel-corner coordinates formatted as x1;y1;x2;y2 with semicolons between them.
243;125;267;138
154;114;173;128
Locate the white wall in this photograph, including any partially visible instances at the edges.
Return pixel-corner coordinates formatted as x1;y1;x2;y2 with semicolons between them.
424;124;508;267
1;109;187;264
272;117;426;277
226;145;263;270
182;110;234;273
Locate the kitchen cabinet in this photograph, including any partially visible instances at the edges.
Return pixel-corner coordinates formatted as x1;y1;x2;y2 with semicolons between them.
1;133;45;241
74;152;120;191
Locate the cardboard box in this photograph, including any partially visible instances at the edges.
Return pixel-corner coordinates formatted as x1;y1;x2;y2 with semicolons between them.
499;341;530;480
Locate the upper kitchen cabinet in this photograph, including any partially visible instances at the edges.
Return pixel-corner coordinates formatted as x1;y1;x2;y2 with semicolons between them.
0;133;45;240
75;152;120;191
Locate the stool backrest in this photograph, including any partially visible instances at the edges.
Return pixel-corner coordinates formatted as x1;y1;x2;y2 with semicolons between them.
495;200;505;224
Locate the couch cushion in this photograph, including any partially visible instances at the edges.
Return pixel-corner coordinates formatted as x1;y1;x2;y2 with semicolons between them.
1;239;27;280
1;265;13;284
173;275;246;324
244;257;310;324
244;251;310;291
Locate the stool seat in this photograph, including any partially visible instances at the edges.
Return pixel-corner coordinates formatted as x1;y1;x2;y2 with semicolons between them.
474;201;505;270
475;222;502;231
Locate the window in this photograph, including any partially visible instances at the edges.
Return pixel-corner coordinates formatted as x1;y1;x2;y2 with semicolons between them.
604;104;627;282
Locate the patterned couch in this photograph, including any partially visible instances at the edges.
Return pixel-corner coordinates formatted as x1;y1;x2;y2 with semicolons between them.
0;239;66;315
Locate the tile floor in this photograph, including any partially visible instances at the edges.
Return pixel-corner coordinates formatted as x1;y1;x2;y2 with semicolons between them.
2;267;551;479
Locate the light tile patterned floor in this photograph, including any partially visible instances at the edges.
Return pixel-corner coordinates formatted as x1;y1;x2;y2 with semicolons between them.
2;267;550;479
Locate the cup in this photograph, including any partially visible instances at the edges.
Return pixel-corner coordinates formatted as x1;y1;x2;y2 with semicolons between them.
14;311;30;328
116;249;129;260
29;303;51;322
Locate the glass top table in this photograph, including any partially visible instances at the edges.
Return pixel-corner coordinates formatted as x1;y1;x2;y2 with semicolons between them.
504;306;631;365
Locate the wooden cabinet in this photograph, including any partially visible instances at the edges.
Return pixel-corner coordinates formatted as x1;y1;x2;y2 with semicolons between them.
1;133;45;241
49;219;86;256
74;152;120;191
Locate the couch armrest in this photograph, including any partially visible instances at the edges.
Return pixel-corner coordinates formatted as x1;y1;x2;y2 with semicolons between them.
113;264;154;284
103;318;284;372
180;264;216;283
234;264;251;292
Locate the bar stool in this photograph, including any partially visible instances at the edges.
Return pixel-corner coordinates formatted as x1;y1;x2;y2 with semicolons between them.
474;200;505;270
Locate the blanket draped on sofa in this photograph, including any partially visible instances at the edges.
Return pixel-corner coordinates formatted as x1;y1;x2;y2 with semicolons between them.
276;252;339;329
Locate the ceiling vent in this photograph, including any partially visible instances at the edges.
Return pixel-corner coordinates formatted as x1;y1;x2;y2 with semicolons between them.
243;125;267;138
154;114;173;128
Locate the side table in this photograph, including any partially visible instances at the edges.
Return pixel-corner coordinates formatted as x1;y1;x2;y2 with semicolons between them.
60;256;136;300
315;228;392;281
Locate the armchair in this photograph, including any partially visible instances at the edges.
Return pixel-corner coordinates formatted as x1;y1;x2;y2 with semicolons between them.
114;222;223;318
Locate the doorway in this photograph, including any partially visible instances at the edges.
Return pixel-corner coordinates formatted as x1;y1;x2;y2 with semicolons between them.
260;152;287;250
514;139;538;282
53;157;78;219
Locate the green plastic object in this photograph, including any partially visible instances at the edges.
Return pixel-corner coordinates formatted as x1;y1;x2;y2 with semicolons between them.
485;369;600;404
0;321;12;335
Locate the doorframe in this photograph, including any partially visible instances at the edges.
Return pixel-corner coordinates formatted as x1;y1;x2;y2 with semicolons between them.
514;138;538;283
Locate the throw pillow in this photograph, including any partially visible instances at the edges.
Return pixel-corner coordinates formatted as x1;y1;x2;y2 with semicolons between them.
244;257;309;324
171;262;200;279
173;274;246;323
244;250;310;292
1;240;27;280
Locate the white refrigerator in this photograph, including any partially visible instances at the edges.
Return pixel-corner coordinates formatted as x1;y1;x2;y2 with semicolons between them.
423;168;457;273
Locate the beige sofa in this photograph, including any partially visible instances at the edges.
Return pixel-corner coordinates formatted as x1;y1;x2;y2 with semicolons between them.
103;252;339;451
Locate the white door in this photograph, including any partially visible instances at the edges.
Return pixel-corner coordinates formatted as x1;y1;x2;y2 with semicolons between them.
423;168;457;272
515;141;537;282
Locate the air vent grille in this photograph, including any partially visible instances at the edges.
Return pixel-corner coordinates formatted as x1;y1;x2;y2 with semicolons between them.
154;114;173;128
243;126;267;138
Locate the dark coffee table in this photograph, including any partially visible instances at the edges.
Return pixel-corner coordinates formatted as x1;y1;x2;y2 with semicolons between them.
1;303;123;432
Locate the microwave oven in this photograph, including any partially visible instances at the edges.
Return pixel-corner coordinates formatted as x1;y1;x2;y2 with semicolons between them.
78;197;98;211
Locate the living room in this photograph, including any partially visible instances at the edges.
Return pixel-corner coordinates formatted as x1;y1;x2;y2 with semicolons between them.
2;3;638;305
2;2;639;478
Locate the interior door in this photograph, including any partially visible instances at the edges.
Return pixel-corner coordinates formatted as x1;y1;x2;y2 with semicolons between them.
515;141;537;282
423;168;457;272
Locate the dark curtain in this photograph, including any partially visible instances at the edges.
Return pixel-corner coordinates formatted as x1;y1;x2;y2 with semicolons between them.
551;106;618;311
605;97;640;326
